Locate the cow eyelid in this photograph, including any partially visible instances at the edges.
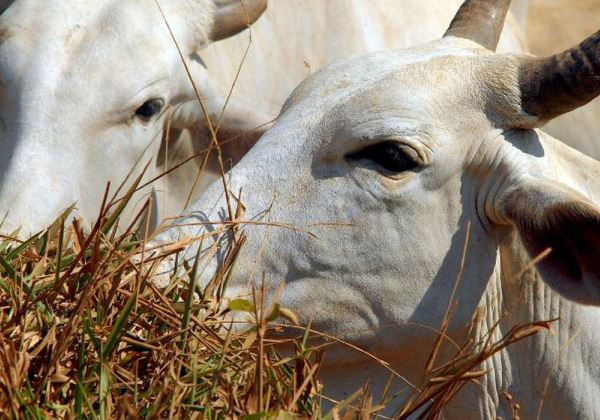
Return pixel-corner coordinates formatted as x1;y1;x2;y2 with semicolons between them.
346;141;420;174
135;98;165;122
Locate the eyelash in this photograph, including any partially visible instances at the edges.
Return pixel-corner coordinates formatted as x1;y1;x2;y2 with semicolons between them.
135;98;165;121
346;141;419;174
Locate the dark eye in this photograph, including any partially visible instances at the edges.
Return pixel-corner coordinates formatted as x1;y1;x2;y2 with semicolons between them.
347;141;419;174
135;98;165;121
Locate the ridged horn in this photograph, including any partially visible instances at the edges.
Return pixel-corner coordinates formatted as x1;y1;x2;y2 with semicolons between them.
444;0;512;51
210;0;268;41
518;29;600;123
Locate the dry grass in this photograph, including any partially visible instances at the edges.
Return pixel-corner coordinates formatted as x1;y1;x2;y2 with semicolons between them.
0;178;324;419
0;173;555;419
0;2;560;418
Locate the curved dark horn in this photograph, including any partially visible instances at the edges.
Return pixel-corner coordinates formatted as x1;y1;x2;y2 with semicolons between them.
519;30;600;122
444;0;512;51
210;0;268;41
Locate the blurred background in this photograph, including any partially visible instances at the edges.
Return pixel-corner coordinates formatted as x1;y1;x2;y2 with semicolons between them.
528;0;600;55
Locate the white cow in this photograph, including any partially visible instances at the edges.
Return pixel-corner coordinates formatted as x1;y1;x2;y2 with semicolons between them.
163;0;532;220
0;0;529;237
151;0;600;417
0;0;269;236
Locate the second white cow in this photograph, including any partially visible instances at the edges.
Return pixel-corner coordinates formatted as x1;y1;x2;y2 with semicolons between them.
0;0;268;235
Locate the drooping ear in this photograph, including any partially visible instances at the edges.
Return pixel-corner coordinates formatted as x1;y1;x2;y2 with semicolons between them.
497;177;600;305
188;101;271;170
154;98;270;225
167;97;271;153
159;96;271;173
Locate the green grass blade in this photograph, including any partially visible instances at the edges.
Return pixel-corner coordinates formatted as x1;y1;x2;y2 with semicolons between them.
0;227;21;253
75;332;85;417
0;254;15;279
47;204;76;241
99;363;109;420
101;290;137;360
83;317;102;355
102;161;150;235
54;221;65;289
180;237;204;348
6;233;41;261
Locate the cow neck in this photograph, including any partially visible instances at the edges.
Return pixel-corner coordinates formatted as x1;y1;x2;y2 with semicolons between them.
460;132;600;418
457;233;600;418
319;131;600;417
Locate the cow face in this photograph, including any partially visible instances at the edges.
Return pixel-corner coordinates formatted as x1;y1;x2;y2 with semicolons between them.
0;0;266;235
155;42;515;354
153;24;600;360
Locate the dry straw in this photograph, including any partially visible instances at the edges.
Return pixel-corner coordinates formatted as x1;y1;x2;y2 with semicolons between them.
0;168;554;418
0;1;554;417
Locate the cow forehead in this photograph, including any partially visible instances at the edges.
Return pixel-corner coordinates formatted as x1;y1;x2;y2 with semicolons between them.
0;0;191;112
1;1;179;55
1;0;211;45
2;1;142;36
277;39;488;144
282;40;485;117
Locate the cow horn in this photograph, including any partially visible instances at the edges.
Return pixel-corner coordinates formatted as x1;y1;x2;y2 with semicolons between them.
518;30;600;123
444;0;512;51
210;0;268;41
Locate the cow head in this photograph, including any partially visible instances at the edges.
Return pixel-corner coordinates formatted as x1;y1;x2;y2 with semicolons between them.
0;0;267;235
153;0;600;362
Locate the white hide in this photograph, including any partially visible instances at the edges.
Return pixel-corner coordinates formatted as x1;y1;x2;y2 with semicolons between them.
0;0;215;235
170;0;530;206
0;0;528;236
151;37;600;418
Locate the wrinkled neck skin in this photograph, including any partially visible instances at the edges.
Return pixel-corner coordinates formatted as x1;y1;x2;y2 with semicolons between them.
319;129;600;418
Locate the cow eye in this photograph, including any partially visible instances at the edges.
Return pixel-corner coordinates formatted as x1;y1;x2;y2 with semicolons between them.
135;98;165;121
347;141;419;174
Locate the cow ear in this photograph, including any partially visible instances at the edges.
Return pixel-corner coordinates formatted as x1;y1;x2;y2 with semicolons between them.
186;101;270;169
161;97;271;168
497;178;600;305
167;96;271;142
